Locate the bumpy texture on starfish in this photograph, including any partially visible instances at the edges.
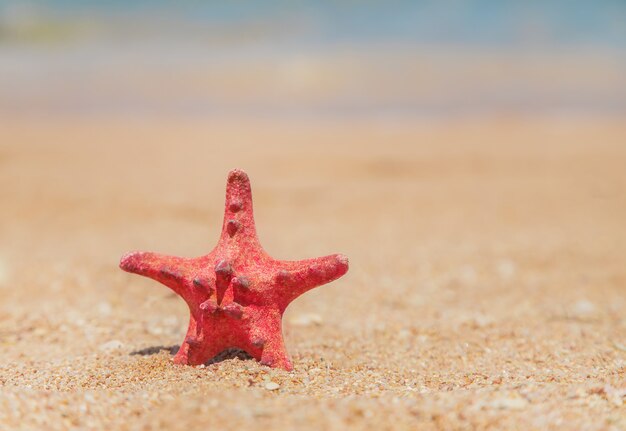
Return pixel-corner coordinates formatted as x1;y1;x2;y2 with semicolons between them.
119;169;349;370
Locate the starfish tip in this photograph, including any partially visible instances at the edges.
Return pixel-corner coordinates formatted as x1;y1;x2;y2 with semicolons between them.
119;251;141;272
336;253;349;273
227;168;250;184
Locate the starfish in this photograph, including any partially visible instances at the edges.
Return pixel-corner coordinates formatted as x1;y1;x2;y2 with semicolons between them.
119;169;349;370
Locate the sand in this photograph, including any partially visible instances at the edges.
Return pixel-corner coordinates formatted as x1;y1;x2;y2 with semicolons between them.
0;115;624;430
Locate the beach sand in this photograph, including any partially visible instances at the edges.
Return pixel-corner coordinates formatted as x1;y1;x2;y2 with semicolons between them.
0;116;624;430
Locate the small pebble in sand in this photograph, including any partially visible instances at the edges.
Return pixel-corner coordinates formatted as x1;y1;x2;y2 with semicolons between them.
489;396;528;410
290;313;323;327
264;382;280;391
572;300;596;317
97;302;112;316
99;340;124;352
473;313;495;328
613;341;626;352
496;259;516;279
397;329;412;339
458;265;477;285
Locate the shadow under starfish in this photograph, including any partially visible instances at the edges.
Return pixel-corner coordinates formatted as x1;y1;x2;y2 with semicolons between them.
130;345;254;365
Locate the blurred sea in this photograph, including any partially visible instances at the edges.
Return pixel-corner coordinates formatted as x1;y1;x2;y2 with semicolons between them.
0;1;625;117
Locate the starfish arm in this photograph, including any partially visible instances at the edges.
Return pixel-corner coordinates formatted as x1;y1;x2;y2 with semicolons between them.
119;251;195;303
273;253;349;306
247;308;293;371
173;316;225;366
259;330;292;371
173;316;200;365
218;169;259;245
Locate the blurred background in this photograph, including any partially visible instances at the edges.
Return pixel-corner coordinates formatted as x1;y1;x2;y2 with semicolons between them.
0;0;625;117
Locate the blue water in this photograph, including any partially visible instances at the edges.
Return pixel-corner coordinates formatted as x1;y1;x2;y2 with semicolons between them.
1;0;625;48
0;1;624;117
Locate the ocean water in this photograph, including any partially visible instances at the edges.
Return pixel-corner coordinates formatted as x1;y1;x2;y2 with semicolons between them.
2;0;625;46
0;1;624;117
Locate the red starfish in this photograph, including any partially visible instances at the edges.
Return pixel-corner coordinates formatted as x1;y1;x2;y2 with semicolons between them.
119;169;349;370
